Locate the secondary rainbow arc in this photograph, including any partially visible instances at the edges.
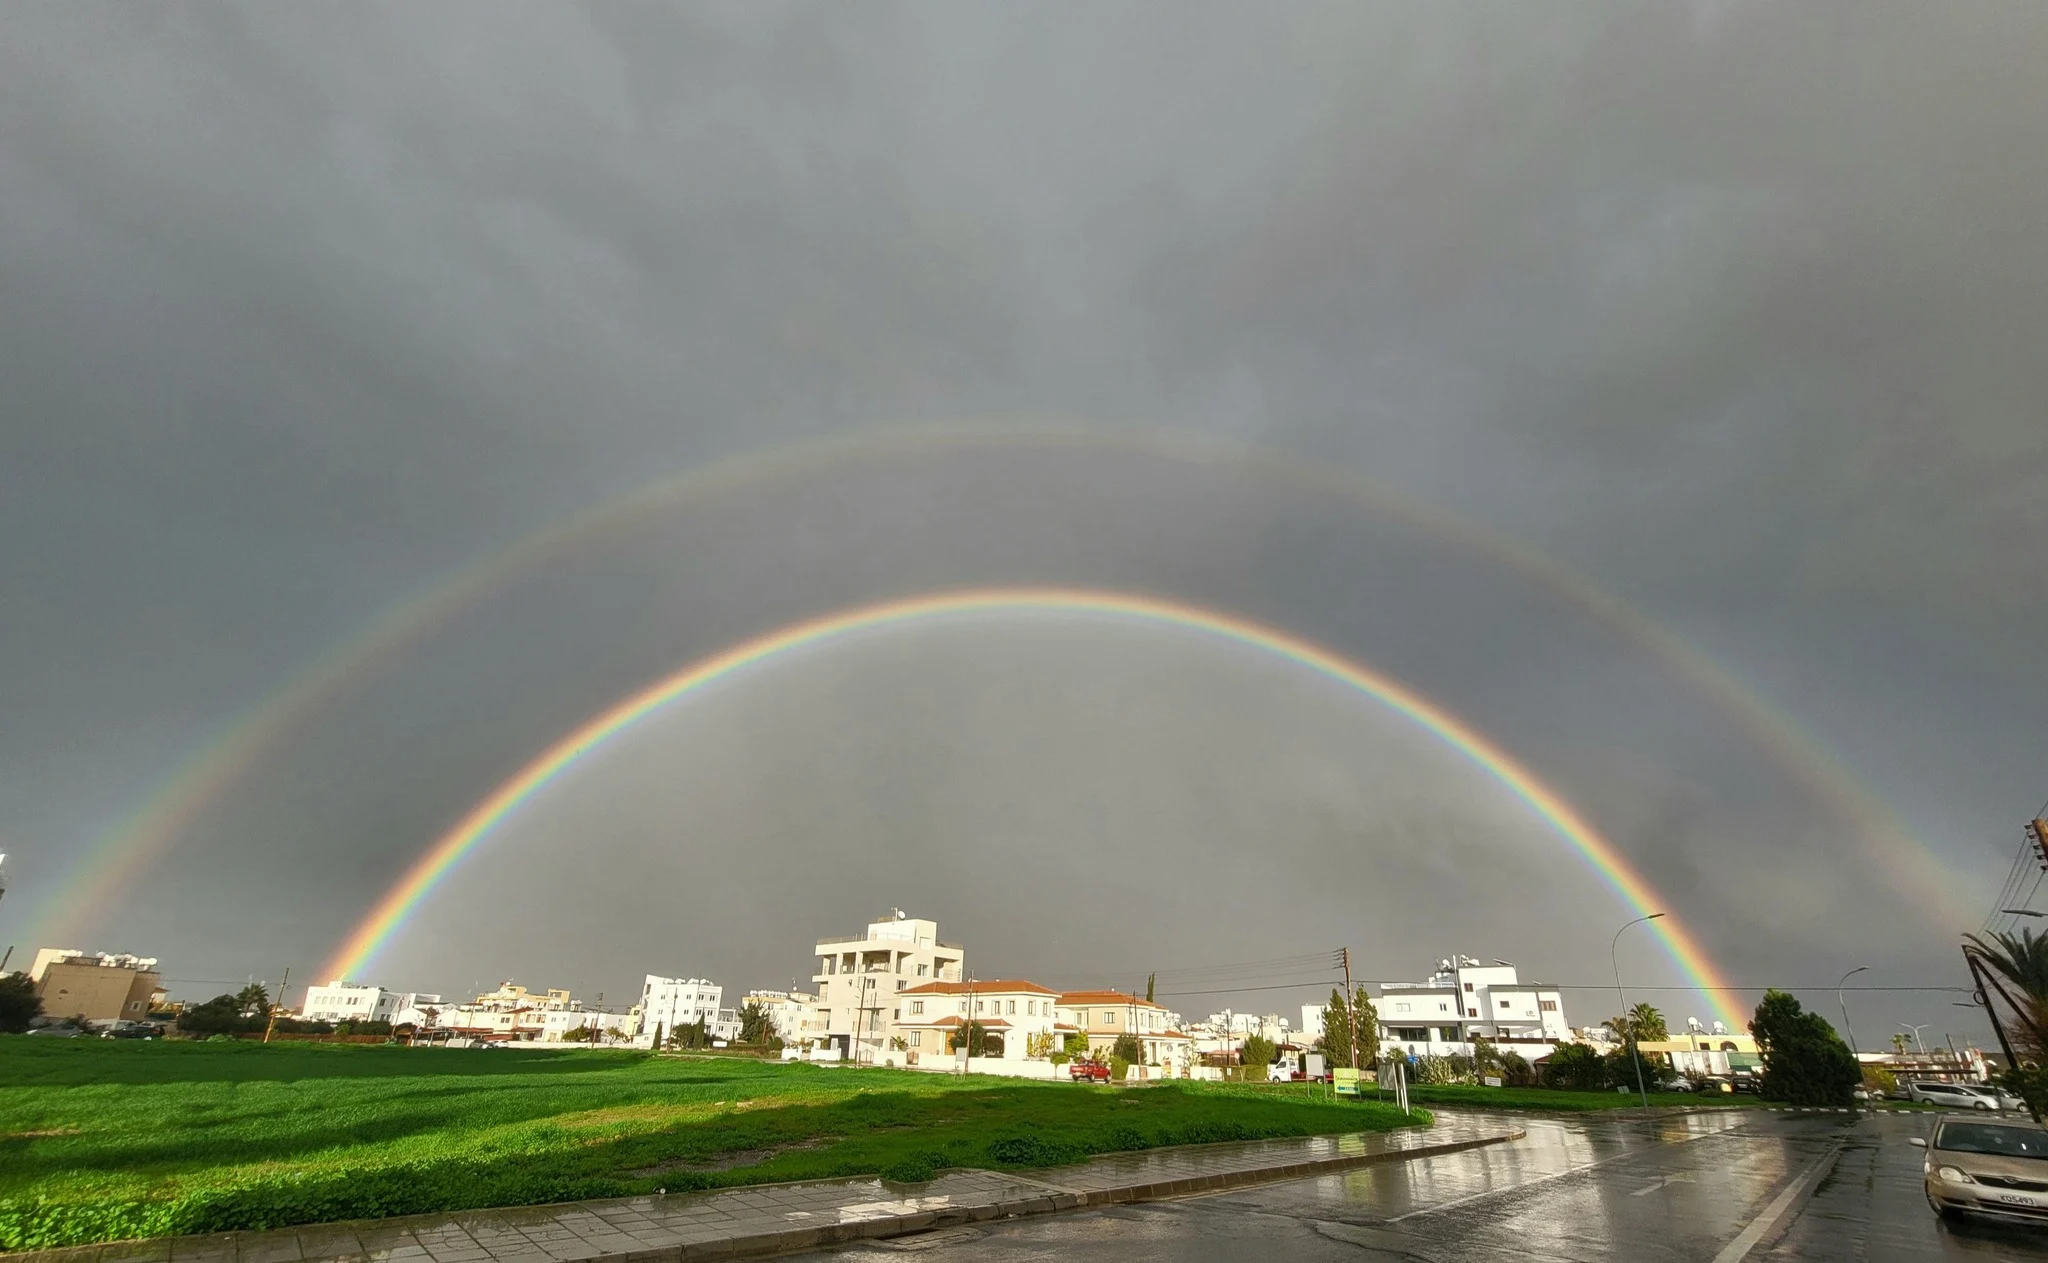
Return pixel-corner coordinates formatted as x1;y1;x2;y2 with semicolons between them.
322;586;1747;1030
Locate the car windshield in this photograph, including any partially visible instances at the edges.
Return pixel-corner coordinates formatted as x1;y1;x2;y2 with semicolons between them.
1937;1123;2048;1160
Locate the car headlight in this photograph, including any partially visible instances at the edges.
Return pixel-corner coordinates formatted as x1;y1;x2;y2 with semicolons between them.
1936;1166;1975;1184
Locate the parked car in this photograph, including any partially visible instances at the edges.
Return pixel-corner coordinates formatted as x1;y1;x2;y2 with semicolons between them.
1954;1083;2027;1112
1068;1060;1111;1083
24;1023;84;1037
1917;1115;2048;1223
1909;1081;1997;1110
99;1021;164;1040
1694;1076;1734;1095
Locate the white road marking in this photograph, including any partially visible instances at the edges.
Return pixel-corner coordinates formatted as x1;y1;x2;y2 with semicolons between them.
1709;1142;1843;1263
1629;1171;1699;1195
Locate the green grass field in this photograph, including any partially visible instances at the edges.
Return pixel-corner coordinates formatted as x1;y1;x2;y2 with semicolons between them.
0;1040;1424;1251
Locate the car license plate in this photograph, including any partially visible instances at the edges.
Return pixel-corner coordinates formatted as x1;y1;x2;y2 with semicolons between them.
1992;1191;2047;1208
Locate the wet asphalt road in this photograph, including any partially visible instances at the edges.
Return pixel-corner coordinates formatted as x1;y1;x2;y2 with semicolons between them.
793;1110;2048;1261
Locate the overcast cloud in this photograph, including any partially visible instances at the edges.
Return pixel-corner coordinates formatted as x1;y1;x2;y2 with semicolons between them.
3;1;2044;1041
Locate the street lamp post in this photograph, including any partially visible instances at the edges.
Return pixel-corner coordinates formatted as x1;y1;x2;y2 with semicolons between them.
1899;1023;1931;1056
1836;966;1869;1055
1611;913;1665;1110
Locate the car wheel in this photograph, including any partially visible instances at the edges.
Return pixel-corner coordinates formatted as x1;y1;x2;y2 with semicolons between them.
1928;1191;1962;1221
1975;1101;1994;1111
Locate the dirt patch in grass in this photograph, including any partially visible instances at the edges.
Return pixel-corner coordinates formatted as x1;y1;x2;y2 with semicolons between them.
629;1136;838;1176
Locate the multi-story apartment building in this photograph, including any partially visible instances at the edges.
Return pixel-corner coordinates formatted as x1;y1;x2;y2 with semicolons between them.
1376;956;1570;1052
639;976;739;1045
30;949;161;1024
811;910;964;1062
301;981;443;1024
742;990;824;1047
1301;955;1572;1059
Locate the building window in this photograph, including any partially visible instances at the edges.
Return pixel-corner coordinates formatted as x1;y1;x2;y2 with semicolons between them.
1027;1000;1035;1015
910;1031;922;1047
976;1000;984;1014
897;980;906;991
918;964;928;977
1395;1002;1410;1013
1076;1010;1088;1025
1498;998;1510;1008
1463;983;1473;992
911;1001;924;1015
1468;1008;1478;1018
1539;1000;1557;1012
1007;1000;1016;1015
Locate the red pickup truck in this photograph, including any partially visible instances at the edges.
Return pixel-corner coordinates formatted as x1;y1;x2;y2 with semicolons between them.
1068;1059;1111;1082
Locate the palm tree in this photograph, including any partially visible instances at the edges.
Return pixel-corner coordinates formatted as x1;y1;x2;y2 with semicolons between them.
1603;1003;1668;1044
1628;1003;1668;1042
1963;929;2048;1058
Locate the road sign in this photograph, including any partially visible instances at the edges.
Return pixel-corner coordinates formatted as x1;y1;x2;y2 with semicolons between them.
1333;1067;1362;1097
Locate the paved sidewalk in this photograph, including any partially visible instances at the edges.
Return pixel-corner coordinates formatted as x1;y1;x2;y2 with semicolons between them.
23;1122;1519;1263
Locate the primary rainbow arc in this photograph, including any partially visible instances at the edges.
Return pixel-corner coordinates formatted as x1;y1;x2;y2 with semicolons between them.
323;586;1746;1029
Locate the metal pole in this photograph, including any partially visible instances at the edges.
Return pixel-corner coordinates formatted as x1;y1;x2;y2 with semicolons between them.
1342;948;1359;1080
262;967;289;1044
1836;966;1869;1055
1611;913;1664;1109
1900;1023;1930;1055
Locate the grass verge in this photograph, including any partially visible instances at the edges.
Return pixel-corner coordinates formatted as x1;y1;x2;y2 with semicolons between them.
0;1040;1424;1251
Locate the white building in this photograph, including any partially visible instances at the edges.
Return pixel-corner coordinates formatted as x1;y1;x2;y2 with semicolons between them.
301;981;443;1025
743;990;823;1046
639;976;731;1046
896;980;1062;1069
540;1008;639;1043
812;910;964;1063
1373;956;1571;1058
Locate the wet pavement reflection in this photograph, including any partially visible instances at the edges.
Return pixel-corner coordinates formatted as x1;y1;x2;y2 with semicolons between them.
797;1109;2048;1261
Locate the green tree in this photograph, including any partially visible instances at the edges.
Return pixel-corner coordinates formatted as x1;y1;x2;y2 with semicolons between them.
1602;1045;1664;1092
1146;973;1156;1004
1111;1031;1145;1065
1750;990;1859;1106
559;1024;595;1043
1500;1049;1537;1088
1316;986;1380;1071
1471;1036;1501;1078
671;1018;712;1050
949;1020;997;1057
1603;1003;1668;1044
179;994;260;1037
235;983;271;1018
738;1000;775;1045
647;1021;664;1051
1241;1032;1276;1070
1542;1042;1606;1090
0;973;43;1033
1063;1031;1092;1058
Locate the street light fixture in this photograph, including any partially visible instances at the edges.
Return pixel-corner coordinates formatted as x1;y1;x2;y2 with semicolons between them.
1898;1022;1931;1056
1837;966;1869;1055
1611;913;1665;1110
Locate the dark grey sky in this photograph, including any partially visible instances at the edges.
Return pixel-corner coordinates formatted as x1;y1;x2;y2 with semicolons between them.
3;2;2043;1043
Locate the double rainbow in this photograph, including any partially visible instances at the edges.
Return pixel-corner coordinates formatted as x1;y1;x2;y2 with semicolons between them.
321;586;1746;1030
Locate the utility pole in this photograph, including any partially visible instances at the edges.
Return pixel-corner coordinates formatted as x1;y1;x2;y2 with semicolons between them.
1342;948;1359;1078
262;967;290;1044
1611;914;1664;1110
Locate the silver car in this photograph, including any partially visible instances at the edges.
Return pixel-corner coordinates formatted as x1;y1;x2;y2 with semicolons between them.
1918;1115;2048;1222
1908;1080;1997;1110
